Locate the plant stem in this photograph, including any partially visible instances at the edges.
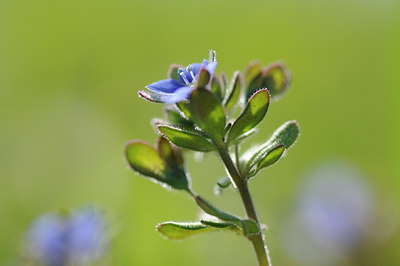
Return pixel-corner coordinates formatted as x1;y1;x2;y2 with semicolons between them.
215;142;271;266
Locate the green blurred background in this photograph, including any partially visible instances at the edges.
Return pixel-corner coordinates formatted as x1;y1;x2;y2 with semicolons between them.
0;0;399;265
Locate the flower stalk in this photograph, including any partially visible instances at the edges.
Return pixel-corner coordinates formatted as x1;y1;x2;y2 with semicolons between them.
215;142;270;266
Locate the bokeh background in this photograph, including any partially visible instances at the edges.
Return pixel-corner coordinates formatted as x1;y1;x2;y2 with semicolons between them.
1;0;399;265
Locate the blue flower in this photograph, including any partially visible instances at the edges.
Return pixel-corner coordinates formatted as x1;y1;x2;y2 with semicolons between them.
25;206;109;266
139;55;217;104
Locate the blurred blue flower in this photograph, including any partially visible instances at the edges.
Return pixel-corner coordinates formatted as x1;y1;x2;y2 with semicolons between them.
25;206;109;266
282;163;373;265
140;57;217;104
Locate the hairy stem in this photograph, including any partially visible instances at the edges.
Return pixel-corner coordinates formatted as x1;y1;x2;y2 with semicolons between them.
215;142;271;266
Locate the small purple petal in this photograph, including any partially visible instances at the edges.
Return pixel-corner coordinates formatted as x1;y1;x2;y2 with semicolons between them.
67;207;108;263
161;86;195;104
190;63;203;78
206;61;217;74
146;79;183;94
26;214;68;266
178;63;201;84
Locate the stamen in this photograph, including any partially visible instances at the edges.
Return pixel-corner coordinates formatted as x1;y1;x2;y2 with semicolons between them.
186;64;197;82
209;50;217;63
178;68;190;85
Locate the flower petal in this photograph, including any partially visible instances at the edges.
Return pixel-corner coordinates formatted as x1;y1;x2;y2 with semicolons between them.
206;61;217;74
160;86;195;104
138;90;164;103
191;63;203;78
146;79;183;94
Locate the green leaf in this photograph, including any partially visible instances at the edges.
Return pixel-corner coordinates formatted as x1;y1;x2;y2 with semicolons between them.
200;220;238;230
216;176;232;189
262;62;291;101
157;136;184;167
200;220;241;234
223;71;242;111
255;144;285;173
244;61;291;101
157;222;213;240
157;220;240;240
168;64;183;81
234;128;258;143
220;72;228;89
244;61;262;84
196;68;211;88
215;176;232;194
267;120;300;149
211;74;224;101
158;125;215;152
243;120;300;175
193;196;262;237
188;88;226;140
125;140;166;178
224;122;232;137
164;106;194;130
195;196;240;223
244;61;264;101
227;89;270;144
124;140;189;190
176;101;192;120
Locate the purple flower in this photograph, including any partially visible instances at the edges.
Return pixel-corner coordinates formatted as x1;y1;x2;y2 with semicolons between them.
282;163;373;264
139;54;217;104
25;206;109;266
25;213;67;266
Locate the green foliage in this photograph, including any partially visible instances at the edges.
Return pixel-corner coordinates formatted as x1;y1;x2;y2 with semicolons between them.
156;222;214;240
157;125;215;152
255;145;285;174
227;89;270;144
263;62;291;101
196;68;211;88
157;220;240;240
195;196;241;223
200;220;239;231
188;88;226;141
176;101;193;120
223;71;242;111
244;61;291;101
164;106;194;130
157;136;184;167
220;72;228;89
194;196;261;237
243;120;300;176
124;140;189;190
244;61;263;101
211;74;224;102
126;54;300;265
216;176;232;189
216;121;299;190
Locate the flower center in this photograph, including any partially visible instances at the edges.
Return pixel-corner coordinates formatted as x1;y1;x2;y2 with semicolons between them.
177;65;196;86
